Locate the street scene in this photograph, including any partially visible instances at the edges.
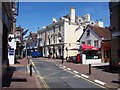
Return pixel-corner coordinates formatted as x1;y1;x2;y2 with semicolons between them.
1;1;120;90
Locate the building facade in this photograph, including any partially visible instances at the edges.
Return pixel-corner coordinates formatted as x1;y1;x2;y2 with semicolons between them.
2;1;19;85
37;7;96;59
109;1;120;67
79;24;111;63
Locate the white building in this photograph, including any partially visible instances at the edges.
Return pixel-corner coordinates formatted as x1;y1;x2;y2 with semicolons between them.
37;7;96;59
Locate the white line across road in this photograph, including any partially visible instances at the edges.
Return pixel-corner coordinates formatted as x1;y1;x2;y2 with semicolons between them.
73;70;79;74
58;64;106;89
63;66;66;68
94;79;106;85
81;74;89;79
67;68;71;70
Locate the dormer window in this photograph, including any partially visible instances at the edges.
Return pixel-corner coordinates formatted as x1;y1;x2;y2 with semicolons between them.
87;30;90;37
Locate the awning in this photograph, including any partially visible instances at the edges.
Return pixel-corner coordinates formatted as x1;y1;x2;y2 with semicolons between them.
82;44;99;51
68;44;99;51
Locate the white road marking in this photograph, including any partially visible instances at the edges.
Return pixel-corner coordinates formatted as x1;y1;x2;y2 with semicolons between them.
32;67;35;72
30;59;50;89
67;68;71;70
60;64;62;66
73;71;79;74
81;74;89;78
94;79;106;85
27;66;30;73
75;74;81;78
63;66;66;68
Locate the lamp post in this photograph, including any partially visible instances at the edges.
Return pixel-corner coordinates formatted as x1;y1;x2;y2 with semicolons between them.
57;32;64;63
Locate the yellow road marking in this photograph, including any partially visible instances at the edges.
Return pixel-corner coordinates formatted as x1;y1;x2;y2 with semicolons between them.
30;59;50;90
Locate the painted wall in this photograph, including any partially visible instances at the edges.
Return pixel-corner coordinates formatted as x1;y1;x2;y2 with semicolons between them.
64;19;83;58
80;26;102;48
8;34;16;65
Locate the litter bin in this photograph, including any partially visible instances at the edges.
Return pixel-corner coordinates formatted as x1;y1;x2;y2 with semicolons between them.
77;54;80;63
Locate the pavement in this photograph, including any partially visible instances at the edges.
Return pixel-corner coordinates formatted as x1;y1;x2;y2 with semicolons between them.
2;57;40;89
42;57;120;89
2;57;120;89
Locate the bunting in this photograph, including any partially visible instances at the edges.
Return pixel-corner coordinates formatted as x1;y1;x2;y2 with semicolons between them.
22;29;29;36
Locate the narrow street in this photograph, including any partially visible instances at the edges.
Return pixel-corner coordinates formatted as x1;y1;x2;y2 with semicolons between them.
30;58;106;89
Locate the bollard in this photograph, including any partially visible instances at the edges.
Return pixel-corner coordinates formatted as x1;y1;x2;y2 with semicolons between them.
62;58;64;64
89;64;91;75
30;64;32;76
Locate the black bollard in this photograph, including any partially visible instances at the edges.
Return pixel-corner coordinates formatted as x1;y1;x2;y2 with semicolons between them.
30;64;32;76
89;64;91;75
62;58;64;64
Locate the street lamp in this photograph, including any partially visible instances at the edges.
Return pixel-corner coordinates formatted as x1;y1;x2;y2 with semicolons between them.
58;33;64;64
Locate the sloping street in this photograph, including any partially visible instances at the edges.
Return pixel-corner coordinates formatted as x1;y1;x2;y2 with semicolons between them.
30;58;106;89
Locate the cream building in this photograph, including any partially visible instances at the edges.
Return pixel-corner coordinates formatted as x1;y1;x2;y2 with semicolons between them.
37;7;95;59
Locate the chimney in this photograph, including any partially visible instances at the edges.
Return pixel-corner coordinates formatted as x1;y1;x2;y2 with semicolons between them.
52;18;57;23
95;21;104;27
70;6;75;23
84;13;90;22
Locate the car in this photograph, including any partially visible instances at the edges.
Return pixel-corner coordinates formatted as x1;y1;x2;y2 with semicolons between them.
31;51;42;58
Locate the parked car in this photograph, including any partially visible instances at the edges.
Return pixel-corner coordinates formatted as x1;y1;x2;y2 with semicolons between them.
31;51;42;58
66;56;77;63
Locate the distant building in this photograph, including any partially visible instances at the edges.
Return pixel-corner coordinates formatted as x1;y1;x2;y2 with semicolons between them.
109;1;120;67
37;7;101;59
78;24;111;63
26;32;38;52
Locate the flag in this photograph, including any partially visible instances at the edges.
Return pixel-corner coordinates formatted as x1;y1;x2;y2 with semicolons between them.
22;29;29;36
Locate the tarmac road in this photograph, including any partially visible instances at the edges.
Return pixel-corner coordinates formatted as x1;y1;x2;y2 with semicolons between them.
30;58;107;89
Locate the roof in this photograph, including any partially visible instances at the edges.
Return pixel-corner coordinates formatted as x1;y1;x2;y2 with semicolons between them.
26;32;37;44
78;24;112;41
89;25;111;40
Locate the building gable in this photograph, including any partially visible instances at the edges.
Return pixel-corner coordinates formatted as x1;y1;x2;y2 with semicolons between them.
79;25;102;48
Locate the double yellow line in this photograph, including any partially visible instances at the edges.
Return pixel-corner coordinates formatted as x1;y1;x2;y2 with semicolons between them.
30;59;50;90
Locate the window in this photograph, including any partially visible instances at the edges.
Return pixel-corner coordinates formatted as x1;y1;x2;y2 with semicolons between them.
81;41;85;44
86;30;90;37
87;40;91;46
94;40;99;47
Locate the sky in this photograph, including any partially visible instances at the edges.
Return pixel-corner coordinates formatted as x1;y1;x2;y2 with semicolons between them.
16;2;110;37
